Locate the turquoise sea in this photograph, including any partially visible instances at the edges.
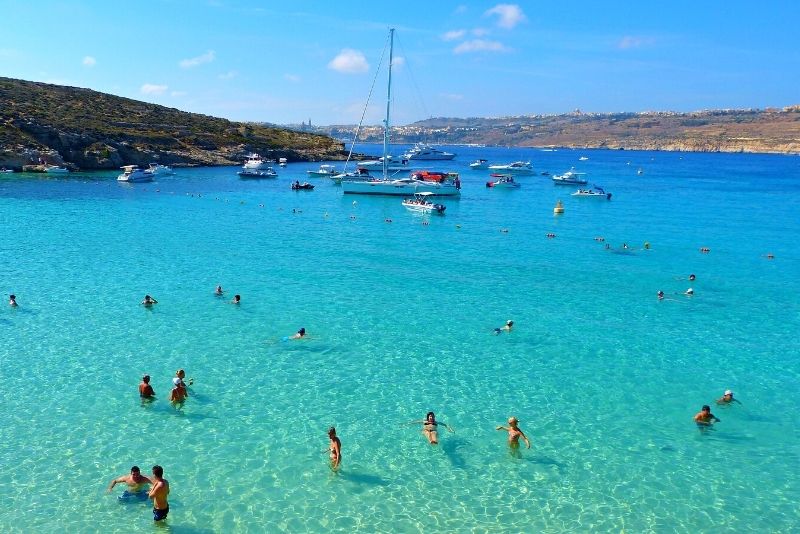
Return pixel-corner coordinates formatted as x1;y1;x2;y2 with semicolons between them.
1;146;799;532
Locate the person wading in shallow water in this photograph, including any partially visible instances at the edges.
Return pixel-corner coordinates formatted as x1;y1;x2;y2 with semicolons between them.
148;465;170;522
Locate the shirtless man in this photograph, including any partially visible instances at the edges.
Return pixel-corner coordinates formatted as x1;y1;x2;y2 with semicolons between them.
148;465;170;522
496;417;531;449
693;405;720;427
139;375;155;399
328;427;342;470
107;466;151;499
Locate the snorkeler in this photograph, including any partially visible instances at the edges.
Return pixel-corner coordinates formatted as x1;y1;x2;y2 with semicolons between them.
693;405;720;427
107;466;152;498
716;390;741;405
410;412;454;445
496;417;531;449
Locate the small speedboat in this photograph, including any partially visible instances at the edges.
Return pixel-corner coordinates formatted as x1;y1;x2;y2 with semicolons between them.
238;168;277;178
572;187;612;200
552;168;588;185
45;165;69;174
147;163;175;175
402;192;446;214
486;174;520;188
291;181;315;190
0;167;13;173
579;156;589;161
307;164;337;177
487;161;535;175
278;157;288;167
117;165;153;182
469;159;489;170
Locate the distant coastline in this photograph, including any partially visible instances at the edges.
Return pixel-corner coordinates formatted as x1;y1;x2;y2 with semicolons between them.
287;106;800;156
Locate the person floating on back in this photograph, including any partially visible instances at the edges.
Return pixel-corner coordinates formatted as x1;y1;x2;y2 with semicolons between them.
409;411;454;445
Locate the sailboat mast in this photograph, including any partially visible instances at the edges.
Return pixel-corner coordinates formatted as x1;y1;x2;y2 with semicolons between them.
383;28;395;179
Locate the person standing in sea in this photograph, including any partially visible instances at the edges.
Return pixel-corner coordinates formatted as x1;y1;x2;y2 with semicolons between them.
107;466;151;500
9;294;18;307
328;427;342;470
139;375;155;399
148;465;170;522
496;417;531;453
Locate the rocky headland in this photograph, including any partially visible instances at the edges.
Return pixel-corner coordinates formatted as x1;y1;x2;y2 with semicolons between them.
0;77;347;171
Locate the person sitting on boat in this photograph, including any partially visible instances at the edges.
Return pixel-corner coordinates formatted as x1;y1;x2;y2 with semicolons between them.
141;295;158;306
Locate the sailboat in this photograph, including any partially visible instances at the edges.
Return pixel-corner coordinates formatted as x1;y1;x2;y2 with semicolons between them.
341;29;461;197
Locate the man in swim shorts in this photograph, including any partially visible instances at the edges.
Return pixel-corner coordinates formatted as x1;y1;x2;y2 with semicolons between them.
148;465;170;521
107;466;151;498
693;405;720;427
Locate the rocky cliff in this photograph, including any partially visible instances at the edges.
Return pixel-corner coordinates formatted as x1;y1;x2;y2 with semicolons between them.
0;77;347;170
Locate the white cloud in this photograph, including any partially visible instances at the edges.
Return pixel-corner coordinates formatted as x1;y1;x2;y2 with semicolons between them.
392;56;405;68
218;70;238;80
618;36;655;49
170;90;187;97
82;56;96;67
453;39;508;54
140;84;168;95
284;73;301;82
472;27;490;37
440;93;464;101
442;29;466;41
485;4;527;29
328;49;369;74
179;50;216;68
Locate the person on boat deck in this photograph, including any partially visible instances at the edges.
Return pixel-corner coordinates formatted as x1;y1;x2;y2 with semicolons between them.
496;417;531;449
291;327;306;339
139;375;155;399
231;294;241;304
716;390;741;405
410;412;454;445
9;294;18;307
693;405;720;426
215;285;224;296
141;295;158;306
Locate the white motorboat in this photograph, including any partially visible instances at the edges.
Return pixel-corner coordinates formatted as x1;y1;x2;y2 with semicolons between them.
238;168;277;178
45;165;69;174
0;167;14;173
572;186;612;200
331;168;373;184
469;159;489;170
117;165;154;182
147;163;175;175
356;156;410;171
307;164;337;177
402;192;446;214
552;168;588;185
486;174;520;189
341;29;460;198
242;153;272;170
487;161;535;175
278;157;287;167
402;143;455;161
579;156;589;161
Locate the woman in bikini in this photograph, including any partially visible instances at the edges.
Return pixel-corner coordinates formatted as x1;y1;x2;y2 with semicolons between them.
327;427;341;470
496;417;531;450
411;412;454;445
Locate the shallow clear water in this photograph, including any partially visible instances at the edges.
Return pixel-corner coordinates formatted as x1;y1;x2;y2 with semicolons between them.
1;147;799;532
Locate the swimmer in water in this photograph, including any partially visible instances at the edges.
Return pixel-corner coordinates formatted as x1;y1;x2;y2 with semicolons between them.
215;285;224;296
107;466;152;498
174;369;193;387
716;390;741;405
231;294;241;304
9;294;17;307
141;295;158;306
688;274;696;281
496;417;531;450
169;380;188;404
327;427;342;470
410;412;454;445
657;290;665;300
502;320;514;331
685;288;694;296
693;405;720;427
139;375;155;399
291;327;306;339
149;465;170;522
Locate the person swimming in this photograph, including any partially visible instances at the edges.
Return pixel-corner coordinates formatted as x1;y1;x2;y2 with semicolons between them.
215;285;224;296
231;294;241;304
694;405;720;427
9;294;18;307
141;295;158;306
657;290;665;300
410;412;454;445
291;328;306;339
716;390;741;405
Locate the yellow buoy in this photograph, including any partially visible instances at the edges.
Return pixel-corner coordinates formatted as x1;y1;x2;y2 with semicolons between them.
553;200;564;214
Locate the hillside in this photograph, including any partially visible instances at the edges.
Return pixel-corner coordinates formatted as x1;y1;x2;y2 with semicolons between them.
0;77;346;170
316;107;800;154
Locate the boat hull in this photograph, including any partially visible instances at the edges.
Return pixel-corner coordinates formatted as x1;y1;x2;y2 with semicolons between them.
342;180;460;196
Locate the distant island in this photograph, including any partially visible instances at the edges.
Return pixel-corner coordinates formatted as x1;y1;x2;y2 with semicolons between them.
0;77;346;171
289;106;800;155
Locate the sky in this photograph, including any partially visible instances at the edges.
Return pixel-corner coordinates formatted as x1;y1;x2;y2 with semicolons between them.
1;1;798;125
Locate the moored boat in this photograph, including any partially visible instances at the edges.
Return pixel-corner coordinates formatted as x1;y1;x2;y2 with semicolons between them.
486;174;520;188
242;153;272;170
402;143;455;161
117;165;153;182
487;161;535;175
552;168;588;185
572;186;612;199
45;165;69;174
307;164;337;177
238;168;277;178
469;159;489;170
291;181;315;190
402;192;446;214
